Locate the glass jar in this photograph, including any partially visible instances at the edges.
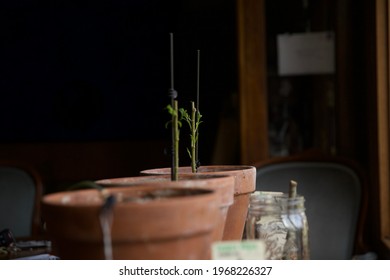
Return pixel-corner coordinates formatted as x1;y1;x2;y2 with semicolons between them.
245;191;287;260
279;195;310;260
245;191;310;260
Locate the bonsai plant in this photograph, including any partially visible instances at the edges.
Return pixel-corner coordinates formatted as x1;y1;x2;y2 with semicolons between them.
142;46;256;241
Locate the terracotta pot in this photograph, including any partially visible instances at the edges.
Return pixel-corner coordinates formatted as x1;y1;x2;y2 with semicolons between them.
96;174;234;242
140;165;256;240
42;185;219;259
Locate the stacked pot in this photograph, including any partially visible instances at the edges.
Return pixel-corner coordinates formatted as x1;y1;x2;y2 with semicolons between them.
41;165;256;260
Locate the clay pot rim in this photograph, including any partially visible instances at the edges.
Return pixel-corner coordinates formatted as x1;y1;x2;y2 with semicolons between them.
95;174;235;207
96;173;233;184
140;165;256;194
42;185;217;209
140;165;256;174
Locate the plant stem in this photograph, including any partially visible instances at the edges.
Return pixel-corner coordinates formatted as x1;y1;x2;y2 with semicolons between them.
179;102;202;173
173;100;179;181
168;33;178;181
191;101;197;173
289;180;297;198
196;50;200;165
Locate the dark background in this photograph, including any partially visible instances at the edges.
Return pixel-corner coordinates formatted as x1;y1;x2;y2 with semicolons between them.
0;0;237;165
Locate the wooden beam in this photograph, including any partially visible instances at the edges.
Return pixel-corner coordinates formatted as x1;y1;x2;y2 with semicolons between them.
237;0;269;164
376;0;390;243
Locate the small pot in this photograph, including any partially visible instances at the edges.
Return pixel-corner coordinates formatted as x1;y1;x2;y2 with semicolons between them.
42;185;219;259
140;165;256;240
96;174;234;242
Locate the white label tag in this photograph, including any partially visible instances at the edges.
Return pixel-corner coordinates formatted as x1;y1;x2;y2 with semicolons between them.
211;240;265;260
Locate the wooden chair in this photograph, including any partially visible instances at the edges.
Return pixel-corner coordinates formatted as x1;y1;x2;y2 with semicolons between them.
253;153;369;259
0;161;44;238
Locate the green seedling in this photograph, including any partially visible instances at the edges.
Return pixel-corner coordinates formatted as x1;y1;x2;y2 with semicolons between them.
180;101;202;173
165;100;181;180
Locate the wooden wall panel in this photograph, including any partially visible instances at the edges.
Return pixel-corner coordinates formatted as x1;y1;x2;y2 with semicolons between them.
237;0;269;164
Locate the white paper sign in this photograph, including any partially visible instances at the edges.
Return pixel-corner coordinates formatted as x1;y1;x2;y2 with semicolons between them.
277;31;335;76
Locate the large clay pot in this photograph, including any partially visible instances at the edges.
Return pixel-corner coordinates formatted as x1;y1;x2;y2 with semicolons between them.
140;165;256;240
42;185;219;260
96;173;234;242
